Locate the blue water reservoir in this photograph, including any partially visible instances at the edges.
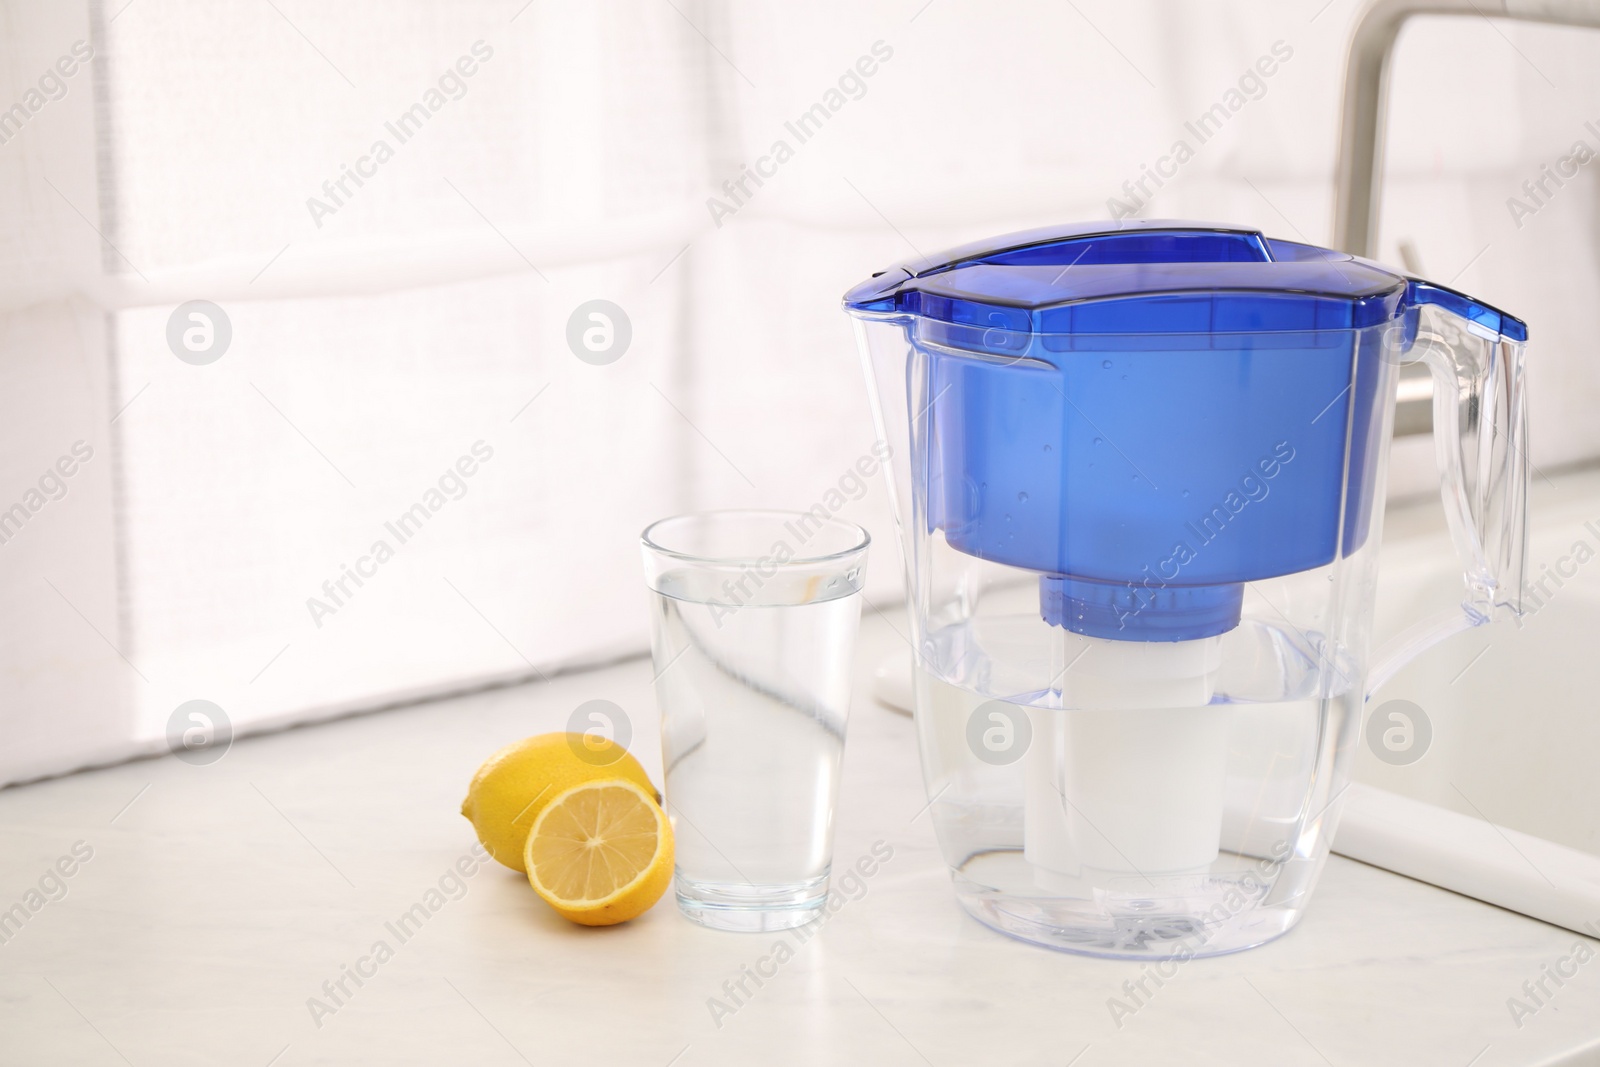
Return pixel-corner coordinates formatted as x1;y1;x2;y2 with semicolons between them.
843;221;1526;641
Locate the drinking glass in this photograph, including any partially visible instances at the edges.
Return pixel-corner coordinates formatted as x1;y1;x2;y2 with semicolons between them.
641;510;869;931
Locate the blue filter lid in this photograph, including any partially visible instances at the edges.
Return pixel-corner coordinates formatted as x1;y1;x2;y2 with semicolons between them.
843;220;1527;347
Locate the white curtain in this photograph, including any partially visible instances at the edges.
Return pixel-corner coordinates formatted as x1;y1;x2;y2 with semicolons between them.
3;0;1598;785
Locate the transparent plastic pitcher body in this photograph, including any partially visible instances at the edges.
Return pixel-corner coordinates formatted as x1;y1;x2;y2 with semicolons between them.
844;222;1528;958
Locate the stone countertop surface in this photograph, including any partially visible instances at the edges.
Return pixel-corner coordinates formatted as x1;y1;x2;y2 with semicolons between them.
1;610;1598;1067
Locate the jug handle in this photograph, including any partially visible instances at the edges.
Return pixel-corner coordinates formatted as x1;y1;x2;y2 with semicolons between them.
1365;282;1529;698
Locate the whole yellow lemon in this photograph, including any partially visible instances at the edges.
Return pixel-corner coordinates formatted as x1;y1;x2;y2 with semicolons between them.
461;732;660;872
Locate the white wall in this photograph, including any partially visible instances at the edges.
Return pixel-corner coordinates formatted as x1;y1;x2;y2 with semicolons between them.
0;1;132;781
1;0;1597;784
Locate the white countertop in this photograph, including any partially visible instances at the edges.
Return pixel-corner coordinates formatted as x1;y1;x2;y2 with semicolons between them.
2;611;1599;1067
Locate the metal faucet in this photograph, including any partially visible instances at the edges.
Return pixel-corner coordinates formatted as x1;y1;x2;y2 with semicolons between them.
1334;0;1600;435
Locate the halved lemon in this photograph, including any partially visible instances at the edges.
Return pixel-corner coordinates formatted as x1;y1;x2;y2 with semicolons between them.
524;779;674;926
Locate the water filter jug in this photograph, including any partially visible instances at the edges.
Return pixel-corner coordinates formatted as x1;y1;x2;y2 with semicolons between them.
844;221;1528;957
